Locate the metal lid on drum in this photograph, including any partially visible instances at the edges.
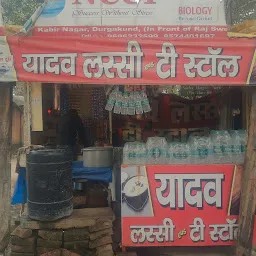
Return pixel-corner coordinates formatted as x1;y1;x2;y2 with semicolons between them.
27;148;73;164
82;147;113;152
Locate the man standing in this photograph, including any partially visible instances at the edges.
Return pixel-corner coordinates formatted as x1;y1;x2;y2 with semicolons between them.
56;109;86;159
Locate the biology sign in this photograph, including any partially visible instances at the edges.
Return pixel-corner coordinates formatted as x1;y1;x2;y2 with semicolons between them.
32;0;228;38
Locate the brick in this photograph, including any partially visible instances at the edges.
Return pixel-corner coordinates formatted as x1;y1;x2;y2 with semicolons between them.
21;208;113;230
116;253;137;256
10;244;35;253
90;228;113;241
89;236;112;249
64;240;89;251
89;220;112;233
61;249;81;256
64;228;89;241
38;230;63;241
37;247;58;255
39;249;61;256
72;196;86;207
99;252;114;256
11;227;32;239
96;244;113;256
37;238;62;249
6;252;34;256
10;236;36;246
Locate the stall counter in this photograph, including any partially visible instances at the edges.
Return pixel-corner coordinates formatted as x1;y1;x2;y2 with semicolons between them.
121;164;256;247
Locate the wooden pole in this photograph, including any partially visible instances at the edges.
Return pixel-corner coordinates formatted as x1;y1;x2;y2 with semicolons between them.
0;84;12;249
237;89;256;256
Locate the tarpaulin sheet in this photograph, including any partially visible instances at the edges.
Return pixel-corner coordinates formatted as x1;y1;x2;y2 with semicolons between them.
11;161;112;205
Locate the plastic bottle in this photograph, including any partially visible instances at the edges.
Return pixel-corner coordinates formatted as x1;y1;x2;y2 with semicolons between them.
238;130;248;164
189;136;213;164
123;143;131;164
113;90;122;114
141;90;151;113
134;91;143;115
221;131;232;164
121;92;129;115
169;142;190;165
146;137;168;165
105;89;117;112
127;92;135;116
136;143;147;165
230;130;242;165
210;130;223;164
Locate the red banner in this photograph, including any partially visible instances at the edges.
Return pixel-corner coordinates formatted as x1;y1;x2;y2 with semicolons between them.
121;165;256;247
7;36;256;85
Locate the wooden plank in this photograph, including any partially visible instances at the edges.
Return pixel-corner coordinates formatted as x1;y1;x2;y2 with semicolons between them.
0;84;12;246
237;90;256;256
20;208;114;230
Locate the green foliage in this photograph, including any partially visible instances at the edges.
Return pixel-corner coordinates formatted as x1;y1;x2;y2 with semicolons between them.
2;0;41;26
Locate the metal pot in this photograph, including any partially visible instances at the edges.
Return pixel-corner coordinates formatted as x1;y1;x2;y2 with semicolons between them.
82;147;113;168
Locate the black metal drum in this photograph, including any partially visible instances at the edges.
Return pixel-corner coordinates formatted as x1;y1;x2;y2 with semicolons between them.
26;148;73;221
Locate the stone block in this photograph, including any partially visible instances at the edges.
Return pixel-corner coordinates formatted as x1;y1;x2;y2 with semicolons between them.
89;236;112;249
64;228;89;241
90;228;113;241
38;248;81;256
37;238;62;249
116;253;137;256
39;249;61;256
61;249;81;256
10;236;36;246
89;220;113;233
6;252;34;256
64;240;89;251
21;208;113;230
38;230;63;241
36;247;57;255
72;195;86;208
10;244;35;253
11;227;32;239
96;244;113;256
99;252;114;256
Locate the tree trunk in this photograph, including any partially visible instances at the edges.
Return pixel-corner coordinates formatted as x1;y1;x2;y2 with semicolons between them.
0;84;12;249
237;90;256;256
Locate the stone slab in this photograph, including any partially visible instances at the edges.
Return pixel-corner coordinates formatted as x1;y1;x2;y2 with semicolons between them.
10;244;35;253
64;240;89;250
38;248;81;256
90;228;113;241
116;253;137;256
96;244;113;256
21;208;113;230
10;236;36;246
11;227;32;239
89;236;112;249
99;252;114;256
6;252;34;256
38;230;63;241
37;247;57;255
89;220;113;233
39;249;61;256
64;228;89;241
37;238;62;249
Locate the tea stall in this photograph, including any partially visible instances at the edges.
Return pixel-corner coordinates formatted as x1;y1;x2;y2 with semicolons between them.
2;0;256;254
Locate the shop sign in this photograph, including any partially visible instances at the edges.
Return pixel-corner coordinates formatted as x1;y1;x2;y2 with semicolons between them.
32;0;227;38
121;165;256;246
7;36;256;85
